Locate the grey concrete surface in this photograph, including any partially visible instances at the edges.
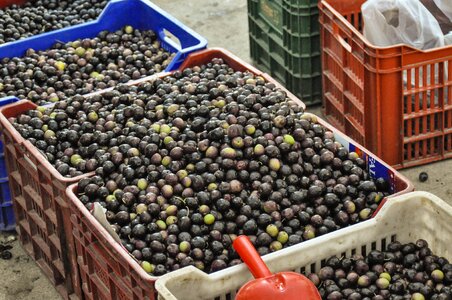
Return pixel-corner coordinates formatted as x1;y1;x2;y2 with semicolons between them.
400;160;452;202
0;234;62;300
0;1;450;299
153;0;250;62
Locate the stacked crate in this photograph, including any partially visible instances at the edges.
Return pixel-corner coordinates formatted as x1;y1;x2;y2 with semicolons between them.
248;0;322;106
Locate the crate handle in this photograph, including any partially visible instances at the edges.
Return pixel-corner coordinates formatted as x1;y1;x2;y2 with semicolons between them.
333;23;352;53
161;28;182;51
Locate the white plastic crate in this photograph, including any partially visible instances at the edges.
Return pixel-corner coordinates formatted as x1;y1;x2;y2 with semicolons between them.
155;192;452;300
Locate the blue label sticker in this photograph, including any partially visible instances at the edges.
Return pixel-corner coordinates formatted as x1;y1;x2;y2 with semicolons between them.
333;132;396;193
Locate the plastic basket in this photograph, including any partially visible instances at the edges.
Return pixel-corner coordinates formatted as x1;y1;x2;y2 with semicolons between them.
248;0;322;106
0;98;91;299
319;0;452;169
65;108;413;300
0;177;13;231
63;47;309;300
0;0;207;72
0;47;305;300
155;191;450;299
0;96;18;231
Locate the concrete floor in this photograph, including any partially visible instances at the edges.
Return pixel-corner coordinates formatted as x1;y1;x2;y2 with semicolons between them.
0;0;451;299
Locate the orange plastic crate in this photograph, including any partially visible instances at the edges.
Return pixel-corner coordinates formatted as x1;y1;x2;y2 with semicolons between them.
66;48;306;300
0;48;305;300
0;101;86;300
66;114;414;300
319;0;452;169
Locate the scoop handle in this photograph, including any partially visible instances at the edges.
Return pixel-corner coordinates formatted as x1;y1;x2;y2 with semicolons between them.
233;235;272;279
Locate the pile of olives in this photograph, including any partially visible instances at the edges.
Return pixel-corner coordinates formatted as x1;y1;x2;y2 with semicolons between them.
12;58;392;275
310;239;451;299
0;25;174;105
0;0;109;44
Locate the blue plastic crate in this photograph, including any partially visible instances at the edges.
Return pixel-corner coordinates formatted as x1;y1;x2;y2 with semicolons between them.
0;97;18;231
0;0;207;71
0;96;18;153
0;177;13;232
0;177;11;207
0;205;14;231
0;154;6;178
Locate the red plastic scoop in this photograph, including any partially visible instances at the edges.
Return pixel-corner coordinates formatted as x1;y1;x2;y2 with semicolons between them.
233;236;321;300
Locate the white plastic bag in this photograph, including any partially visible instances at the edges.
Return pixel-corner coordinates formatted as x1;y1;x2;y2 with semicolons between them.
362;0;445;50
445;33;452;45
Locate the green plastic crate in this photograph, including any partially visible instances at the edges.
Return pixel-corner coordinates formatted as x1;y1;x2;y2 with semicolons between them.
248;0;322;106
